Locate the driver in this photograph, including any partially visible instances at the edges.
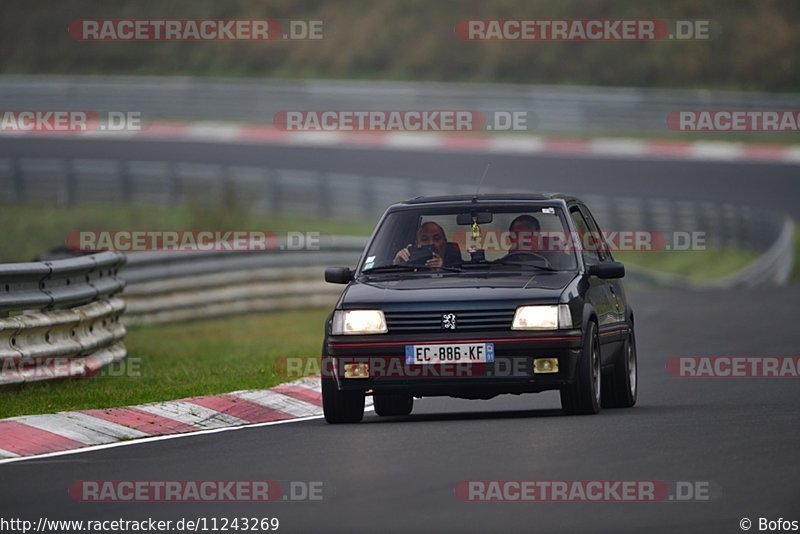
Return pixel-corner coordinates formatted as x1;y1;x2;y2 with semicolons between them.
507;215;541;253
393;221;457;268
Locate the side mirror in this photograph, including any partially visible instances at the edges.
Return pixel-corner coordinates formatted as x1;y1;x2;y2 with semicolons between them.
588;261;625;279
325;266;353;284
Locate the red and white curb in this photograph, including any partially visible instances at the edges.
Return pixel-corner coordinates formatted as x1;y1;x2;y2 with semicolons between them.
2;121;799;165
0;377;364;462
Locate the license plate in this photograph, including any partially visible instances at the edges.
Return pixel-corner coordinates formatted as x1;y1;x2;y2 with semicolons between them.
405;343;494;365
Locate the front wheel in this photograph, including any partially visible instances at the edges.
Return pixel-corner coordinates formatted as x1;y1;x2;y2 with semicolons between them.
602;328;638;408
322;374;365;424
560;320;601;415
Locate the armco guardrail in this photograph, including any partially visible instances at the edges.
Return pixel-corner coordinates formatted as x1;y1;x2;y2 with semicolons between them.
0;157;465;221
0;155;794;254
623;216;795;290
622;221;793;289
121;236;367;325
714;217;795;288
0;252;127;385
1;75;799;133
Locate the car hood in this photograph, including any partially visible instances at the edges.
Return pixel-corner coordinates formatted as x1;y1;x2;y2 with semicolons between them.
341;272;577;307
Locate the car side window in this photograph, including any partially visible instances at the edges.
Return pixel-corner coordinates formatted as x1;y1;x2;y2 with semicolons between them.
579;205;612;262
569;206;601;266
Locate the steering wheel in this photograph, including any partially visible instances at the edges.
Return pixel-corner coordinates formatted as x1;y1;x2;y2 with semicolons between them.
498;251;553;269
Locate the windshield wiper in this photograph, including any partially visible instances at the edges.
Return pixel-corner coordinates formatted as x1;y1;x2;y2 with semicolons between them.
487;261;560;272
360;264;461;275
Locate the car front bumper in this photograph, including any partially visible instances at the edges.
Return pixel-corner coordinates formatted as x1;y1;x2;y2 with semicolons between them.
326;329;584;397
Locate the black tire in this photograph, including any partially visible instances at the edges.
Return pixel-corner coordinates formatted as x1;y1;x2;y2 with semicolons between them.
373;393;414;416
560;320;601;415
322;374;365;424
602;328;638;408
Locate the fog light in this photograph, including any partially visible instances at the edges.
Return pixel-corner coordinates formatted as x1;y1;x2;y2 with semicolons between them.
344;363;369;379
533;358;559;374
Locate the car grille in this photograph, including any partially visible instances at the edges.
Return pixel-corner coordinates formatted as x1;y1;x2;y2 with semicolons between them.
384;309;515;333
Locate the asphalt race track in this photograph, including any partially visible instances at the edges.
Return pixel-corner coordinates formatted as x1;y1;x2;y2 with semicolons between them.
0;137;798;533
0;136;799;218
1;287;799;532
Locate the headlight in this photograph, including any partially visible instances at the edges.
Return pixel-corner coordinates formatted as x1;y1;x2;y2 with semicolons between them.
332;310;387;335
512;305;572;330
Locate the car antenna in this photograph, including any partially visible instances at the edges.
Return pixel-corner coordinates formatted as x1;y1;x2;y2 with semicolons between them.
473;163;491;203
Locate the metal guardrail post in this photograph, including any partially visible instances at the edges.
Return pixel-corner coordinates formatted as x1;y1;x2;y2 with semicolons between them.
65;160;77;206
271;169;283;215
166;162;178;205
120;160;132;203
318;172;332;219
11;157;23;204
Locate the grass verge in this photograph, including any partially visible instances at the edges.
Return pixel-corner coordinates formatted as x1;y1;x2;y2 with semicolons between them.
0;308;328;419
0;204;374;263
614;248;758;283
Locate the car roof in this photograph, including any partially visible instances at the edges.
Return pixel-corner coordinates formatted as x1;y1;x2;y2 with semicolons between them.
396;193;580;206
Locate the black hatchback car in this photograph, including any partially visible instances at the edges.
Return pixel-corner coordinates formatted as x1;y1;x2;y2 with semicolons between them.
322;193;637;423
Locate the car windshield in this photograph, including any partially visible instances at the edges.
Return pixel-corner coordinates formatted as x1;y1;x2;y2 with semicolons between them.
359;204;579;275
